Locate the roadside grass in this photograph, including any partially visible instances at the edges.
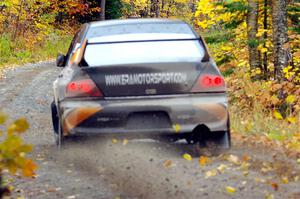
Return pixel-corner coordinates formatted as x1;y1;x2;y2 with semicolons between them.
230;104;300;153
0;33;72;69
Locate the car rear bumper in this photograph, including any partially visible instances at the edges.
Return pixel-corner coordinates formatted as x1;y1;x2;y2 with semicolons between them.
59;93;229;136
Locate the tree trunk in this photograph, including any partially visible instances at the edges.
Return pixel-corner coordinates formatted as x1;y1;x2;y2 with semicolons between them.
271;0;289;80
263;0;268;79
150;0;160;17
100;0;106;21
247;0;260;72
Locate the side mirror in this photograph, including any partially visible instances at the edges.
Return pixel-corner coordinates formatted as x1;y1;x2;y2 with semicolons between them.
56;54;66;67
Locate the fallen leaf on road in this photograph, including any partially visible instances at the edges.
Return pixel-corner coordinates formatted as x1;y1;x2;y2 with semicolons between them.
242;154;250;162
22;159;37;177
270;182;279;191
205;169;217;178
217;164;227;173
183;153;192;161
8;185;14;191
261;162;273;173
243;170;249;177
122;139;128;146
173;124;181;133
47;187;56;192
255;177;266;183
112;138;118;144
199;156;210;166
226;186;236;194
281;176;289;184
163;160;174;168
265;192;274;199
227;154;240;165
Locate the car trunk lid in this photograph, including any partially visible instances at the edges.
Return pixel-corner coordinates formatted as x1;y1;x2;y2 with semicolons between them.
82;62;203;97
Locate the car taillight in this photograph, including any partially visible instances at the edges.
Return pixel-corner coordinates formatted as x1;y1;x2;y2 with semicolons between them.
66;79;102;98
201;75;223;87
191;75;225;92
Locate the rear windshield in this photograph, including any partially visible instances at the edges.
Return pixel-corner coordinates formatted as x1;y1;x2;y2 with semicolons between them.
87;23;195;38
84;40;205;66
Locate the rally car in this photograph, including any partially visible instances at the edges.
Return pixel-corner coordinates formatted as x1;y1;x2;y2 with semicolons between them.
51;18;230;149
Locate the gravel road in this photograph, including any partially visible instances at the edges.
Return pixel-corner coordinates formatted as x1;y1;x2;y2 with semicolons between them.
0;61;299;199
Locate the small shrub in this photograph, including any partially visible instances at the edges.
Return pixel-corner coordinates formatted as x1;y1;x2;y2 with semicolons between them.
0;112;37;197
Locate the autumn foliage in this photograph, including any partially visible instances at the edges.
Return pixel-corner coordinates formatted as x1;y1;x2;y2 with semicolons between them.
0;112;37;197
194;0;299;152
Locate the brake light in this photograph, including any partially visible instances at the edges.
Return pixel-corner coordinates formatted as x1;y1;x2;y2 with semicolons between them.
66;79;102;98
191;75;225;92
201;75;223;87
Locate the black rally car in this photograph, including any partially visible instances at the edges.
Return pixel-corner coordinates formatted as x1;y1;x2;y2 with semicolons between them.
51;19;230;148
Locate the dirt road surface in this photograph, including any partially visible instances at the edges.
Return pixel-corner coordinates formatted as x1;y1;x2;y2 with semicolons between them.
0;62;299;199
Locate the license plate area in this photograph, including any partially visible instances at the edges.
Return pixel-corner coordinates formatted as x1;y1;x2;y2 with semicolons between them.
126;111;171;130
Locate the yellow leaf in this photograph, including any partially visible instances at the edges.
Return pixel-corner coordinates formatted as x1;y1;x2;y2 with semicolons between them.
287;117;296;124
273;111;283;120
281;176;289;184
227;154;240;165
205;169;217;178
226;186;236;194
265;192;274;199
13;118;30;133
7;124;17;135
182;153;192;161
112;138;118;144
217;164;227;173
198;156;210;166
22;159;37;177
122;139;128;146
0;112;8;125
260;47;268;53
173;124;181;133
286;95;296;104
8;185;14;191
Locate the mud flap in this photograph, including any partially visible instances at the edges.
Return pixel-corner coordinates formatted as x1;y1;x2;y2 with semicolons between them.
51;101;58;134
51;101;64;148
206;131;230;149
